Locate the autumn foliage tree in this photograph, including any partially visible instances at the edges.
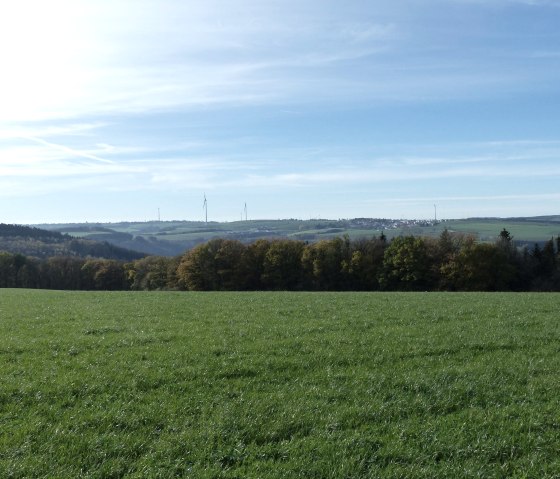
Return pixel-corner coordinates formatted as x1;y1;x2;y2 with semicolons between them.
176;239;246;291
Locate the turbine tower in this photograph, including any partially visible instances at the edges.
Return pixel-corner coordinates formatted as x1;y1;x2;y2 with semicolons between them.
244;202;247;221
203;194;208;223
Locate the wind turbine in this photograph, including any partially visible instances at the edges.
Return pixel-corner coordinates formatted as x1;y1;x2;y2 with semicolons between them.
203;194;208;223
244;202;247;221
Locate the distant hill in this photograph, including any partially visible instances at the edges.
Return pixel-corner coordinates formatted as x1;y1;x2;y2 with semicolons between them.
0;224;145;260
34;216;560;257
37;218;408;256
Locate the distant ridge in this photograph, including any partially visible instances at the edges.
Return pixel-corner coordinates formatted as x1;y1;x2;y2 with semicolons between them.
32;216;560;257
0;223;145;260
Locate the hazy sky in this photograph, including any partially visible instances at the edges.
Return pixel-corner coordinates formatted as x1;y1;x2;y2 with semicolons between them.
1;0;559;223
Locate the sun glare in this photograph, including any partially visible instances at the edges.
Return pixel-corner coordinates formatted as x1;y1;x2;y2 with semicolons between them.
0;1;92;121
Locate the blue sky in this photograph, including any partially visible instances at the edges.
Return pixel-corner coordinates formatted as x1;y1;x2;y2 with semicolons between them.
1;0;559;223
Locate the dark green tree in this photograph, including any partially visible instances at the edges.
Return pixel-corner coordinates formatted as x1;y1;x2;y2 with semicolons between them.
379;236;433;291
442;241;515;291
42;257;86;290
346;236;386;290
302;236;351;290
81;260;127;290
240;239;272;290
127;256;173;291
530;239;559;290
262;240;305;290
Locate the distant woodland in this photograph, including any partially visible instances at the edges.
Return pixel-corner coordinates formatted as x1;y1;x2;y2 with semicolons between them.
1;228;559;292
0;224;144;261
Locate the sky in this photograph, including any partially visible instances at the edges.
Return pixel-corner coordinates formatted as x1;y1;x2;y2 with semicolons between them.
1;0;559;224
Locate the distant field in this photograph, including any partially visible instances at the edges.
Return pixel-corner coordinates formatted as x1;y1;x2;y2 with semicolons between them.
1;290;559;478
441;219;560;242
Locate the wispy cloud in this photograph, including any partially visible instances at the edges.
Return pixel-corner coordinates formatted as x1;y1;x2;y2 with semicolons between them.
374;192;560;203
5;135;559;199
0;122;106;140
22;137;114;164
4;0;556;123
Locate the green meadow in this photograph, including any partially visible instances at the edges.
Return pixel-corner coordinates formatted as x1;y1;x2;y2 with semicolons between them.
1;290;559;478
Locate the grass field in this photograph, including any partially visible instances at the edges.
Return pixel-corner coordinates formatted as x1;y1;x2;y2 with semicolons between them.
1;290;559;478
440;220;560;243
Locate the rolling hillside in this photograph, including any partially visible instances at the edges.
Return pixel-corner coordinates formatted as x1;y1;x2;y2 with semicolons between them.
0;224;145;260
35;216;560;257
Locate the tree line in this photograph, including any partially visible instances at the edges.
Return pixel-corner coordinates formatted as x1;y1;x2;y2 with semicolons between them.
1;230;559;292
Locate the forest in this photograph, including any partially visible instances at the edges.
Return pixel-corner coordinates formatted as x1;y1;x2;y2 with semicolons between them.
1;229;559;292
0;223;144;260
